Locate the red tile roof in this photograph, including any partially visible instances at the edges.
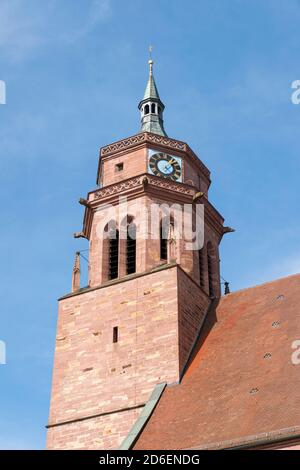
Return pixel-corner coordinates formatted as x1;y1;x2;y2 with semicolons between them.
134;273;300;450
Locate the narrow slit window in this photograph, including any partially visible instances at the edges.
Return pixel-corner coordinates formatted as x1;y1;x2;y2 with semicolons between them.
113;326;118;343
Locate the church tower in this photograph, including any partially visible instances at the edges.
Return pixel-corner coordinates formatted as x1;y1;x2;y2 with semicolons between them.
47;58;227;450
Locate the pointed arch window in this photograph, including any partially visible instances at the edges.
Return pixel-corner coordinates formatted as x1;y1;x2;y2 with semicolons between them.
106;221;119;280
160;218;168;261
126;221;136;275
199;249;205;288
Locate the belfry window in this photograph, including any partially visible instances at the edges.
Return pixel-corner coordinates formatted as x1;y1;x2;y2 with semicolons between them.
160;219;168;261
108;227;119;280
199;249;205;288
151;103;156;114
144;104;149;115
126;223;136;275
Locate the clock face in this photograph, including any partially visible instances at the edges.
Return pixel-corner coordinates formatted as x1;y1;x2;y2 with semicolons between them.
148;151;182;182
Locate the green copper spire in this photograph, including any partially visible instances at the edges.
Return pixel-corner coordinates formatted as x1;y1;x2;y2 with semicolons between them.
143;59;161;101
138;51;167;137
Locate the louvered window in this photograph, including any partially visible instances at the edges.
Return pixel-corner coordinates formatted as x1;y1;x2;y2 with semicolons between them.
108;229;119;280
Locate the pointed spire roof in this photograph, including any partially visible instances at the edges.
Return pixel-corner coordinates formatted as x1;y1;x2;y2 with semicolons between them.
143;60;161;101
138;51;167;137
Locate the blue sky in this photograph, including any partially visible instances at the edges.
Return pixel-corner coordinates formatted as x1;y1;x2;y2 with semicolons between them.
0;0;300;449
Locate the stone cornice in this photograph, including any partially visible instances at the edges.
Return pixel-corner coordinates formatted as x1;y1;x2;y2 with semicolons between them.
83;174;197;239
101;132;186;157
58;263;210;305
59;262;179;300
89;173;195;203
81;173;224;240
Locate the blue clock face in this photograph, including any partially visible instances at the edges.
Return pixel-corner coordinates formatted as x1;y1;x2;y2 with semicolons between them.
157;159;174;175
148;152;182;181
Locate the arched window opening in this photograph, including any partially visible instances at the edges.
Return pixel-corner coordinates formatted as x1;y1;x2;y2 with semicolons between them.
108;226;119;280
160;218;168;261
151;103;156;114
126;222;136;275
144;104;149;115
158;106;161;115
199;249;205;288
207;242;214;297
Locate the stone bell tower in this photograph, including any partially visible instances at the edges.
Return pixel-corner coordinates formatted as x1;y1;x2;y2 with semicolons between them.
47;58;228;450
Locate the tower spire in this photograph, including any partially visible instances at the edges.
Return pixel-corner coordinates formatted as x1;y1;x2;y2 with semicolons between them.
138;47;167;136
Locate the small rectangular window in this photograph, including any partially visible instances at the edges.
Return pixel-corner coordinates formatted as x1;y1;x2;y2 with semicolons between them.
115;163;124;172
113;326;118;343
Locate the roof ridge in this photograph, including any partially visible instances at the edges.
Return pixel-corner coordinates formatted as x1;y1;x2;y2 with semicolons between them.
222;271;300;298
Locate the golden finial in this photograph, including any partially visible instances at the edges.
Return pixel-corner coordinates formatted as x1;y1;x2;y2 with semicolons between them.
148;44;153;75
